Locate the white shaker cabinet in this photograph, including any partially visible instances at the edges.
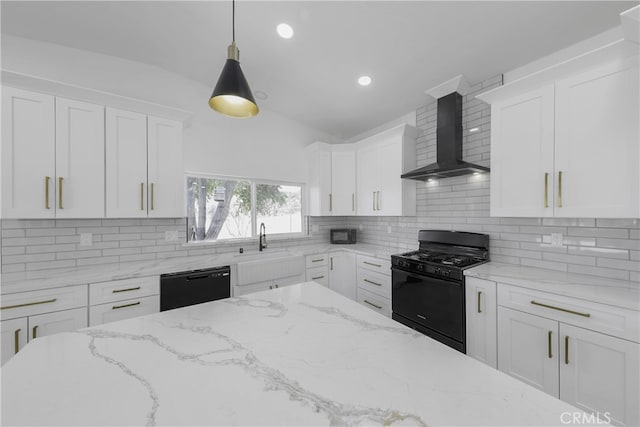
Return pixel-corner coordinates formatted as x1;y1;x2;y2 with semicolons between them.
465;277;497;368
147;117;184;217
329;251;357;300
1;318;28;366
306;144;356;216
330;150;357;215
106;108;148;217
2;87;55;218
55;97;106;218
307;148;332;216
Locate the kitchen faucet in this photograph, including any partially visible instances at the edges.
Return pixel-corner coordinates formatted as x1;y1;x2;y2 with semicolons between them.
259;222;267;251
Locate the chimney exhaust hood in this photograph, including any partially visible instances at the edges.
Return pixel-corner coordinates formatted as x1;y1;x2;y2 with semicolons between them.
401;76;489;181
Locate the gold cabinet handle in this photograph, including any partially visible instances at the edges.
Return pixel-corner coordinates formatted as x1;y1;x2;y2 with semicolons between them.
329;193;332;212
311;276;325;280
269;285;273;290
364;278;382;287
530;300;590;318
140;183;145;210
376;191;381;211
32;325;38;339
544;172;549;208
150;183;155;210
311;258;324;263
557;171;563;208
363;261;382;268
112;301;141;310
112;286;141;294
1;298;57;310
58;177;63;209
45;176;51;209
565;336;569;365
14;329;21;354
352;193;355;211
330;257;333;270
477;291;482;313
548;331;553;358
372;192;376;211
364;300;382;310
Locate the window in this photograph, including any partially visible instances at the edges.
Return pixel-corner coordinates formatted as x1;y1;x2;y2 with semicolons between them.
186;175;303;243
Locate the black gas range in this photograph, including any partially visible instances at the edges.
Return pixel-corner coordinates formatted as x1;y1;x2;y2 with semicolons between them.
391;230;489;353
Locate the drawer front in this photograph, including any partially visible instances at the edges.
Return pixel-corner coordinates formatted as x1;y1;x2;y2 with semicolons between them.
306;253;329;268
498;284;639;343
356;254;391;276
234;281;272;297
306;266;329;287
89;295;159;327
357;288;391;317
29;307;87;340
357;268;391;299
1;285;88;321
90;276;159;305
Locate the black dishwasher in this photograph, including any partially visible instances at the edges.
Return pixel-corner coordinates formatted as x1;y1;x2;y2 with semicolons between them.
160;266;231;311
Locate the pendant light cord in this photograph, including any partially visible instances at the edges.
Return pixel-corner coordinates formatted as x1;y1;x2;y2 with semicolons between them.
232;0;235;43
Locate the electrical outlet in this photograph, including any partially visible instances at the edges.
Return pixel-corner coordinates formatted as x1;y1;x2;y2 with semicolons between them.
165;230;179;241
550;233;564;247
79;233;92;246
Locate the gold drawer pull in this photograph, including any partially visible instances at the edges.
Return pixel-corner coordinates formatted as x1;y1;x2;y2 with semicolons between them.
112;301;141;310
311;276;324;280
1;298;57;310
45;176;51;209
477;291;482;313
557;171;563;208
363;261;382;268
363;278;382;287
112;286;141;294
150;183;155;210
565;336;569;365
548;331;552;359
58;177;64;209
364;300;382;310
14;329;21;354
329;193;332;211
530;300;590;318
140;183;145;210
32;325;39;339
311;258;324;263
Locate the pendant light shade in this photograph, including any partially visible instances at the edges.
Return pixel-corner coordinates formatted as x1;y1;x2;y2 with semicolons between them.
209;1;259;118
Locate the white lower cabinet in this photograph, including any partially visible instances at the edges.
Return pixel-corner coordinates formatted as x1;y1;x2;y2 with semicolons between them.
89;295;160;327
465;277;497;368
28;307;87;340
357;287;391;317
329;251;357;300
497;304;639;426
1;318;28;366
305;254;329;287
355;254;391;316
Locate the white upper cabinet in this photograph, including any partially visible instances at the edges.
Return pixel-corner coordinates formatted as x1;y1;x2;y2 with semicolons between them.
106;108;148;218
554;58;639;218
307;144;356;216
106;109;184;218
2;87;56;218
356;124;417;216
1;88;105;219
482;51;639;218
307;147;332;216
330;150;357;215
147;117;184;217
55;97;105;218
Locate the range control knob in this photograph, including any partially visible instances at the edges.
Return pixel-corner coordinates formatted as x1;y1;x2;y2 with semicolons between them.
416;264;424;271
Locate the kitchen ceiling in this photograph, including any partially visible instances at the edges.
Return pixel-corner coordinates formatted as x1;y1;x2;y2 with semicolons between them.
1;1;635;140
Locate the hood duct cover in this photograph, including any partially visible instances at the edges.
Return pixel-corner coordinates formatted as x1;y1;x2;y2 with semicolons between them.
401;92;489;180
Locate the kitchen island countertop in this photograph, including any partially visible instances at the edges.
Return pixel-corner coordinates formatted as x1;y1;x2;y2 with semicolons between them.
2;282;582;426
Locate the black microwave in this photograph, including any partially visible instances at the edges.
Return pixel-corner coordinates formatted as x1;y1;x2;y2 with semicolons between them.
330;228;356;244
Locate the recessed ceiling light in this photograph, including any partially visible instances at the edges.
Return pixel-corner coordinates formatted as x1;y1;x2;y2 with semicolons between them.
358;76;372;86
277;23;294;39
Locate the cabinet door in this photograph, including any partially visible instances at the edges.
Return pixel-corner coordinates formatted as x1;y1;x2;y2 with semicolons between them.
147;116;184;218
465;278;497;368
106;108;148;217
306;266;329;287
308;149;332;216
55;98;105;218
377;137;402;215
555;58;639;218
328;251;357;300
28;307;87;340
498;307;559;397
331;151;356;215
356;144;378;216
560;323;639;426
1;87;55;218
1;318;28;366
490;86;555;217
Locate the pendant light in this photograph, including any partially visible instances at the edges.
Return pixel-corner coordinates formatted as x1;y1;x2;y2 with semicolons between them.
209;0;259;118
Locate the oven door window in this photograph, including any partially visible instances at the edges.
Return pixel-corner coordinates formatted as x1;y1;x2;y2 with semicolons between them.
391;269;463;342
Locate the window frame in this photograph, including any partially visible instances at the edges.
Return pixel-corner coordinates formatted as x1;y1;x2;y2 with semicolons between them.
184;172;306;244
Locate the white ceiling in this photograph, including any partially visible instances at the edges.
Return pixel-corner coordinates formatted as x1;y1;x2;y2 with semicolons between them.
1;1;635;139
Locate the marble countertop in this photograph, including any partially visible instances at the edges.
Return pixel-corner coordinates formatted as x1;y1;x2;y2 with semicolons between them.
0;243;397;295
1;282;581;426
465;262;640;311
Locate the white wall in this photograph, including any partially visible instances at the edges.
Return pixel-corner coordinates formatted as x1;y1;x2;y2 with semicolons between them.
1;35;339;183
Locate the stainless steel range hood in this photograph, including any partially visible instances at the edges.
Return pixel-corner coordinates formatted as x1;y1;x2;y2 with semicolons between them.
401;91;489;181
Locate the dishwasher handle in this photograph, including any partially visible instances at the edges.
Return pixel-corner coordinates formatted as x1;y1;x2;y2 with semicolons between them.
186;274;210;281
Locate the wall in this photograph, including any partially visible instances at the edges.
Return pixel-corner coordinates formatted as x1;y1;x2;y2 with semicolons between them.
334;76;639;285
